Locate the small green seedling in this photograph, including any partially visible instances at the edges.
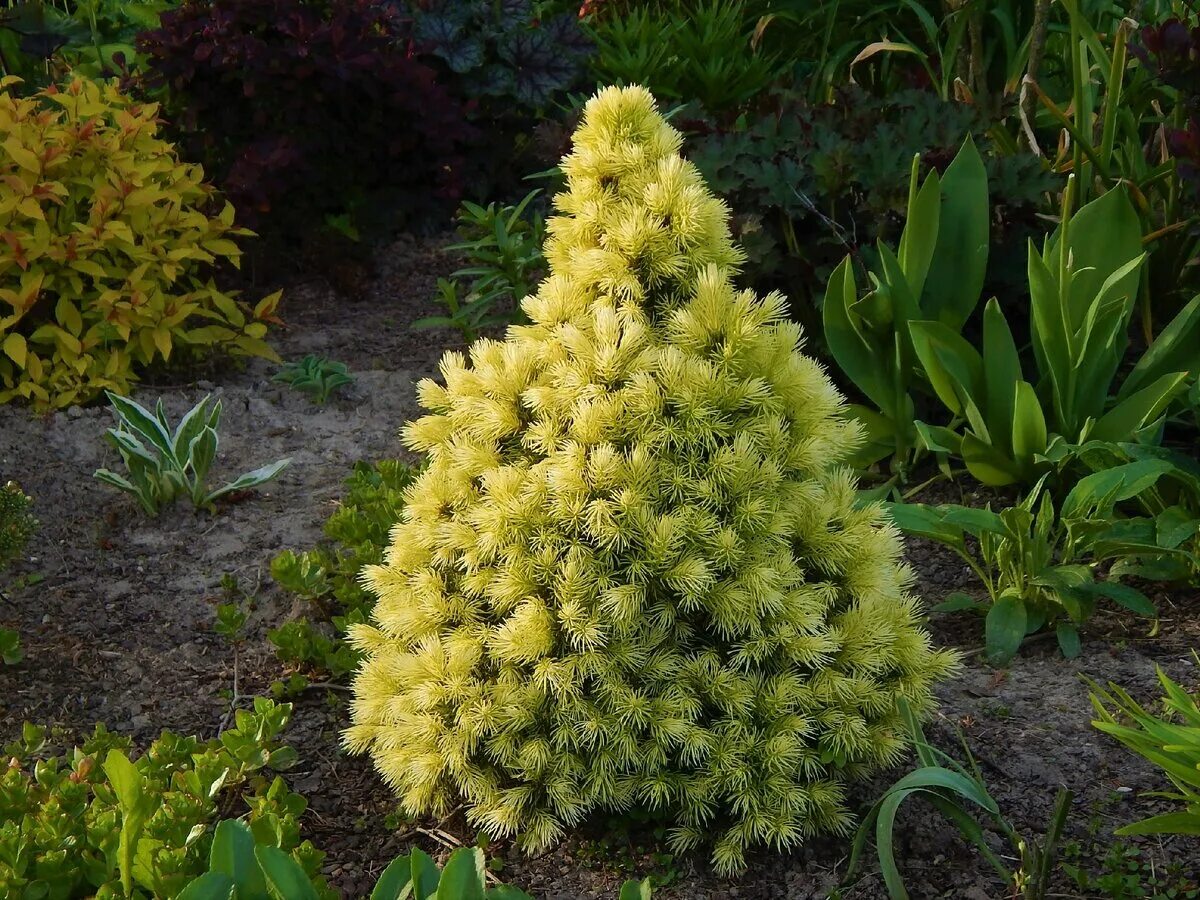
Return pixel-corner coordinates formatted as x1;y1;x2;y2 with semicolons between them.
273;355;355;404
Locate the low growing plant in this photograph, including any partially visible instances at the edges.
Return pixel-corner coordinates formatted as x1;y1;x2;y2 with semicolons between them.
0;699;325;899
0;480;34;664
827;158;1200;485
885;460;1180;663
1089;664;1200;838
414;190;546;342
181;828;653;900
273;355;355;405
587;0;787;115
93;392;290;516
269;460;415;679
0;75;281;408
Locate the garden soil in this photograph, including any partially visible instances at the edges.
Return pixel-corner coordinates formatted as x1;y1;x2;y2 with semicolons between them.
1;233;1198;899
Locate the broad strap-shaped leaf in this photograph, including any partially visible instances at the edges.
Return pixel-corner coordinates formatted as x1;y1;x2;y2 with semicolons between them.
980;298;1022;453
176;872;236;900
208;820;267;898
1047;185;1142;335
922;135;989;331
411;847;441;900
896;155;940;304
370;853;413;900
822;257;894;414
1010;381;1048;477
961;433;1023;487
104;391;177;466
909;320;984;420
1091;372;1189;443
1121;294;1200;398
1116;811;1200;837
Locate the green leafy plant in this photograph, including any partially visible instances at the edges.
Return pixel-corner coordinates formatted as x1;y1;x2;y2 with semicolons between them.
828;147;1200;485
0;626;19;664
93;392;291;516
273;355;355;405
1062;839;1200;899
821;136;990;473
414;190;545;342
1089;664;1200;838
0;0;171;85
347;85;957;874
885;459;1180;663
842;698;1072;899
270;460;415;679
0;699;323;899
180;829;652;900
1062;440;1200;585
909;180;1199;486
0;480;34;665
588;0;788;115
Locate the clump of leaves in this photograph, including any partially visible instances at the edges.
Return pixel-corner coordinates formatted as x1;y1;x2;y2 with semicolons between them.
688;86;1059;325
93;392;291;516
886;462;1175;664
588;0;787;115
269;460;415;679
0;75;281;409
0;0;170;86
273;356;355;405
0;479;34;665
412;0;592;195
138;0;475;243
414;190;545;342
414;0;591;111
0;481;34;570
0;699;328;899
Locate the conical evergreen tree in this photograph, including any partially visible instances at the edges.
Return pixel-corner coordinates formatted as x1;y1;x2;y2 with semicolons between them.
346;86;957;873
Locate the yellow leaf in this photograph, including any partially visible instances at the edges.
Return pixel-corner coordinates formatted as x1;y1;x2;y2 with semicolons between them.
253;290;283;319
2;332;25;366
17;196;43;220
152;328;171;360
3;137;40;174
55;296;82;335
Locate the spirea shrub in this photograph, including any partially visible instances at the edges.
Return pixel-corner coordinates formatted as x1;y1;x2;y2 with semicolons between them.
0;75;280;408
346;85;957;873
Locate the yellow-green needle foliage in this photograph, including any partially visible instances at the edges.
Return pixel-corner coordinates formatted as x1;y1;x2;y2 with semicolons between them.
346;85;957;873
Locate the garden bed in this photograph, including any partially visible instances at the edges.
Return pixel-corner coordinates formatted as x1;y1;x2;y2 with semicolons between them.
1;233;1197;899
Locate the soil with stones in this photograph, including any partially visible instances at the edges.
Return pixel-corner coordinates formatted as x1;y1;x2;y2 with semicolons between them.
1;233;1198;899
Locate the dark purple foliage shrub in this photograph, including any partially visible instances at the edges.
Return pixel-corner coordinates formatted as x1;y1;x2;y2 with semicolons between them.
138;0;475;238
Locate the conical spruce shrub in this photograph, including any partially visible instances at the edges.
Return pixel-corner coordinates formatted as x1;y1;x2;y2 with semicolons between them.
347;86;957;872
